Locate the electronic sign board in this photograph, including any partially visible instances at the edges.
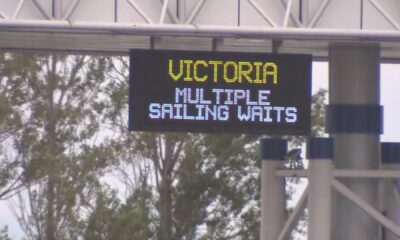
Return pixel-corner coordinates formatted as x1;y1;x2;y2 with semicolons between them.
129;50;311;135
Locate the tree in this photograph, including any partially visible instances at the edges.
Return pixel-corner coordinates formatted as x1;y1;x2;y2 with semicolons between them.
84;185;154;240
0;52;25;200
1;53;112;240
101;56;330;240
1;53;327;239
311;89;327;137
101;130;260;240
93;55;330;240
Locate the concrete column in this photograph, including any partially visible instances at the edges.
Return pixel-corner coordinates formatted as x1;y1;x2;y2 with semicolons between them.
381;143;400;240
260;138;287;240
328;44;381;240
307;138;333;240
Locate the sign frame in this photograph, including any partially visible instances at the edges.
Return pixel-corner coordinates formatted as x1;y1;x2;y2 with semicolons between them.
129;49;312;135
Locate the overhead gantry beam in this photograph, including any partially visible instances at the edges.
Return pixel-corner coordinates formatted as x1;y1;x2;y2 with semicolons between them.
1;0;400;60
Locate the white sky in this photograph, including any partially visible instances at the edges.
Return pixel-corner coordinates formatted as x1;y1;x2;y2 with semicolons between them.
381;64;400;142
1;62;400;239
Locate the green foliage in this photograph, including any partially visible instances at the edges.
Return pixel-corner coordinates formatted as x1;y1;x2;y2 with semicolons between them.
85;187;154;240
96;56;329;240
100;57;262;239
311;88;327;136
0;52;113;240
0;52;25;199
0;53;328;240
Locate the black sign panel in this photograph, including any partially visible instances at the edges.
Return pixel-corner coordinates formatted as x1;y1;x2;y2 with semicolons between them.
129;49;311;135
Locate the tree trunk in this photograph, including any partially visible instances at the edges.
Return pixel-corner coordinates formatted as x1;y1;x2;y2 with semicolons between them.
158;136;175;240
159;178;172;240
45;55;57;240
46;176;55;240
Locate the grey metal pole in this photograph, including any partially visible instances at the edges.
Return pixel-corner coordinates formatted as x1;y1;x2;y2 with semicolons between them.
52;0;62;19
381;143;400;240
328;43;382;240
307;138;333;240
177;0;186;23
6;20;400;43
260;138;287;240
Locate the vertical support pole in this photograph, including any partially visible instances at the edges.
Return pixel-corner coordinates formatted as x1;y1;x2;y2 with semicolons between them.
212;38;223;51
52;0;62;19
115;0;118;23
328;43;382;240
307;137;333;240
300;0;308;25
381;143;400;240
260;138;287;240
177;0;186;23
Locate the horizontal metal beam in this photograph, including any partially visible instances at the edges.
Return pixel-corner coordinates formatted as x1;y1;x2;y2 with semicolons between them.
276;169;400;178
276;169;308;178
334;170;400;178
1;20;400;61
1;20;400;42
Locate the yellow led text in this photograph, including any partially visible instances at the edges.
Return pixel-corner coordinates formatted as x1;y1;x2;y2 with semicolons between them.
168;59;278;84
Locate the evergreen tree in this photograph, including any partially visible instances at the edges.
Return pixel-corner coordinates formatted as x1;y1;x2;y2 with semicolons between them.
0;54;327;240
0;52;24;200
1;53;111;240
98;57;327;239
